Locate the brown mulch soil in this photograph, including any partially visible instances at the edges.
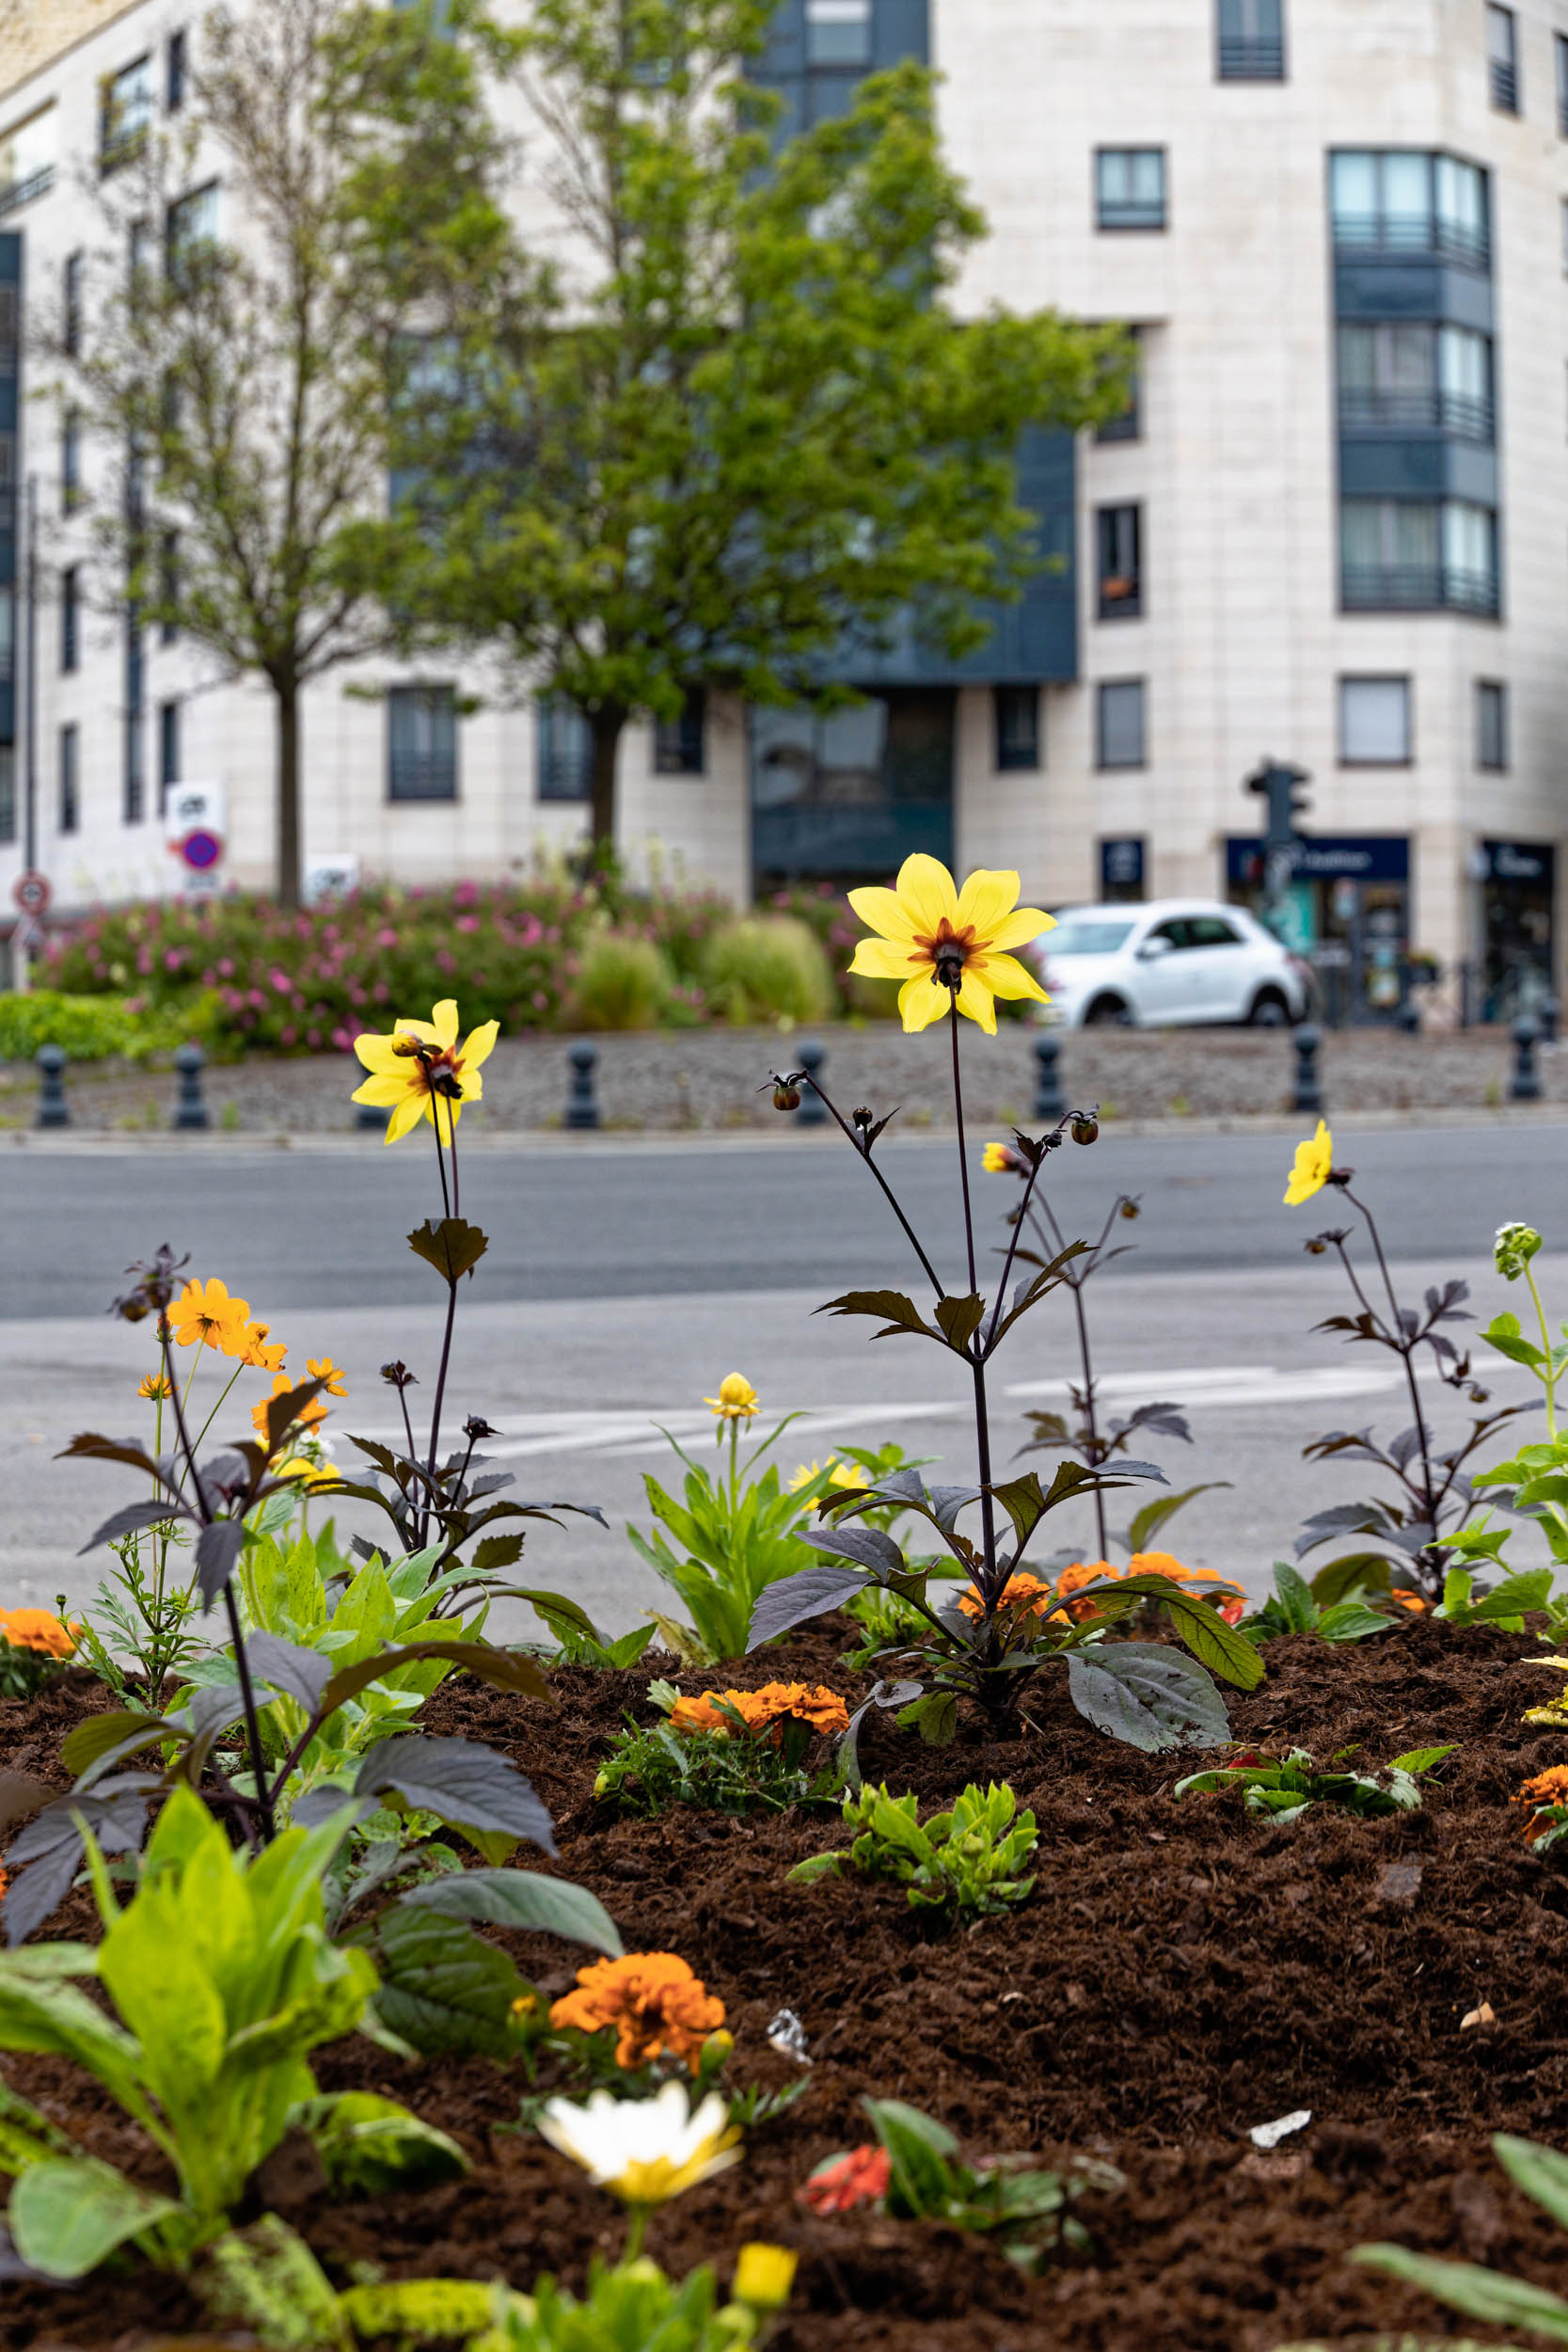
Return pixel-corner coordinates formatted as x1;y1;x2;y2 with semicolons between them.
5;1617;1568;2349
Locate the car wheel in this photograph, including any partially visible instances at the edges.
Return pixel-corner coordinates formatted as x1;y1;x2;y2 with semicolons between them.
1248;989;1289;1027
1085;995;1133;1028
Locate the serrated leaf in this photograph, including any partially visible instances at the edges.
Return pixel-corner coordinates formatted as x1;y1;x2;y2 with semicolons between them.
245;1631;332;1714
1064;1645;1231;1752
79;1499;190;1555
195;1518;247;1605
816;1288;940;1343
934;1293;986;1353
357;1736;555;1854
56;1433;159;1474
407;1217;490;1282
472;1534;527;1571
801;1525;907;1576
1136;1585;1264;1689
369;1907;525;2060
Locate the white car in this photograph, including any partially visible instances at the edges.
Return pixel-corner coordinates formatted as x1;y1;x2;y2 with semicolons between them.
1037;899;1311;1029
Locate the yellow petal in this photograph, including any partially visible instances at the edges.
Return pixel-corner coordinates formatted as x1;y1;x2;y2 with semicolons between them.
954;867;1020;938
897;969;949;1033
431;999;460;1049
894;854;958;937
987;905;1055;954
462;1019;499;1072
393;1017;441;1044
354;1033;404;1073
386;1090;428;1144
462;1065;484;1104
848;936;919;982
352;1072;411;1106
954;966;998;1033
973;950;1049;1004
847;885;918;944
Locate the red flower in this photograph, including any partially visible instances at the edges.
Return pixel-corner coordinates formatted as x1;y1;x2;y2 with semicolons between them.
798;2144;892;2216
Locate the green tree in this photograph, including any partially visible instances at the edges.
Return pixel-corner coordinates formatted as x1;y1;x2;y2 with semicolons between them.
341;0;1132;861
44;0;451;905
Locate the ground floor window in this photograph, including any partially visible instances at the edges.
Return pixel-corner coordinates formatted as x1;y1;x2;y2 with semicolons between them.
1480;839;1554;1021
536;695;592;802
1227;834;1410;1023
388;683;458;803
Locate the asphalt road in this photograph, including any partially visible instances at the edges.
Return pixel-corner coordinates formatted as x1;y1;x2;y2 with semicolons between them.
3;1119;1566;1316
4;1119;1566;1635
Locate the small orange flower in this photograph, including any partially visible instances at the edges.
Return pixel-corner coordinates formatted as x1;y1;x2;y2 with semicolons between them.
307;1357;348;1397
550;1953;724;2073
670;1684;848;1741
0;1608;80;1660
169;1277;250;1354
957;1569;1064;1622
1514;1765;1568;1808
136;1372;173;1401
1389;1590;1427;1613
1129;1549;1220;1584
241;1323;288;1374
799;2144;892;2216
252;1371;327;1446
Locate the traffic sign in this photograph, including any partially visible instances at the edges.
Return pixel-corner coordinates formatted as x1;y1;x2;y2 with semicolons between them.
11;869;50;917
180;830;223;871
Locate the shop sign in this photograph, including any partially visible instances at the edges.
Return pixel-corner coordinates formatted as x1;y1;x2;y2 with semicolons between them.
1481;840;1555;885
1099;836;1144;893
1226;835;1410;886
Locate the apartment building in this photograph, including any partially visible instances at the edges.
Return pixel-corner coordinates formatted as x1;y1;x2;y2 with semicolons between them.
0;0;1564;1020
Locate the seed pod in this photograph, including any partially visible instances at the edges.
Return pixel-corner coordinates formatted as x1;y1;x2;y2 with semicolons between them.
772;1083;801;1112
1070;1113;1099;1146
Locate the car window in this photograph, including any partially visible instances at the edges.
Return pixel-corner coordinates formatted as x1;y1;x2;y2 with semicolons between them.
1046;921;1135;955
1148;919;1196;950
1188;915;1243;947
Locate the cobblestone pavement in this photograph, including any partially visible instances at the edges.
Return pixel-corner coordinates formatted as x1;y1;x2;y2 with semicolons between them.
0;1019;1560;1134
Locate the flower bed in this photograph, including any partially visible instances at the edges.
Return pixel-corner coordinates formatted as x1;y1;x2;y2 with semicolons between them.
3;1620;1566;2351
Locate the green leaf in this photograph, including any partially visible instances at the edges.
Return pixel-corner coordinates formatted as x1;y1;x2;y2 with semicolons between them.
816;1288;940;1343
471;1534;527;1571
337;2280;499;2343
396;1867;622;1955
1113;1580;1264;1690
1315;1601;1396;1644
865;2097;960;2218
406;1217;489;1283
368;1908;527;2061
1126;1482;1232;1555
1063;1645;1231;1752
895;1692;958;1745
784;1851;845;1886
934;1293;986;1353
1496;2133;1568;2234
8;2156;182;2280
1270;1562;1319;1634
1386;1743;1457;1775
0;2076;83;2175
319;1639;548;1718
1308;1551;1392;1605
512;1586;598;1642
59;1708;174;1777
1350;2242;1568;2338
290;2093;467;2197
197;2215;349;2350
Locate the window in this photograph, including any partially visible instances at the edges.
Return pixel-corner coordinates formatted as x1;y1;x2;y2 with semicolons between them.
388;683;458;801
159;699;180;810
0;749;13;845
993;685;1040;771
1487;4;1518;112
1338;676;1412;764
537;696;593;801
1097;678;1146;769
1558;31;1568;135
1330;151;1489;266
166;182;217;280
59;723;79;834
166;28;186;111
1217;0;1284;79
805;0;871;67
124;612;144;824
1095;329;1142;442
0;105;55;214
61;411;81;512
160;531;179;642
61;565;78;671
652;690;705;774
1336;321;1492;437
128;217;153;291
1097;503;1143;618
100;56;152;173
63;251;83;356
1477;679;1508;770
1096;149;1165;230
1188;914;1244;946
1339;497;1498;614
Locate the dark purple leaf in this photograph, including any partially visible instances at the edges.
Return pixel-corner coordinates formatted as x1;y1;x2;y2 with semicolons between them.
245;1632;332;1713
356;1736;554;1854
747;1565;870;1648
195;1518;247;1604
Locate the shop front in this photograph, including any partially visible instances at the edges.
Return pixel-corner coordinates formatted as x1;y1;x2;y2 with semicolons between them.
1226;834;1411;1024
1478;839;1556;1023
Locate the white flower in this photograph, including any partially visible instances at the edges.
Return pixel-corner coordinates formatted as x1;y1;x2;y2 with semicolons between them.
537;2078;741;2206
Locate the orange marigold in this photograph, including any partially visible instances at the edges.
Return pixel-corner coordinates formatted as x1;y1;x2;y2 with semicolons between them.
799;2144;892;2216
669;1684;848;1741
958;1570;1062;1621
1128;1550;1220;1584
1389;1590;1428;1613
1514;1765;1568;1808
549;1952;725;2072
0;1608;80;1659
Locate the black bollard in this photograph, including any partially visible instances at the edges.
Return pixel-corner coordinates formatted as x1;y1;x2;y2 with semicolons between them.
565;1039;600;1130
795;1038;827;1127
35;1043;70;1130
1511;1015;1542;1103
1540;996;1560;1047
1033;1031;1066;1120
171;1041;210;1132
1291;1024;1323;1116
1397;1000;1420;1036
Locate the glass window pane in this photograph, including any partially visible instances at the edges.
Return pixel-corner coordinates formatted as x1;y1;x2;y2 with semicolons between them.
1438;325;1486;400
805;0;871;66
1337;324;1375;390
1387;325;1434;391
1339;500;1382;569
1331;151;1377;230
1436;155;1484;244
1339;678;1410;762
1393;501;1439;567
1098;680;1145;768
1131;151;1164;203
1383;153;1431;239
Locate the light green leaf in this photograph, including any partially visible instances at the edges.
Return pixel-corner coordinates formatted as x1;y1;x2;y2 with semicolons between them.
395;1867;622;1956
8;2156;182;2280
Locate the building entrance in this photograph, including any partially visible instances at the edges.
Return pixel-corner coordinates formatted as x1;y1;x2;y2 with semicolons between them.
751;690;955;893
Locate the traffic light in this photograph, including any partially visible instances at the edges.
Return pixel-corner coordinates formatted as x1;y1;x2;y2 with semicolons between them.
1245;758;1311;851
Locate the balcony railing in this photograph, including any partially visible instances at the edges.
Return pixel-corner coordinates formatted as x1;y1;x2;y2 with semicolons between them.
1341;564;1499;617
1331;213;1490;269
0;164;53;217
1218;36;1284;77
1098;198;1165;230
1337;388;1494;440
1490;59;1519;112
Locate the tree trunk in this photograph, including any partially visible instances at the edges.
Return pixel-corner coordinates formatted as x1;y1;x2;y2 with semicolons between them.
587;703;626;879
277;677;301;909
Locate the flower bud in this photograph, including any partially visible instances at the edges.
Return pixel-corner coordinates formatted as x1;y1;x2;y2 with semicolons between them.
1118;1197;1140;1220
1495;1221;1543;1281
1070;1113;1099;1146
700;2026;735;2073
772;1083;800;1112
733;2243;798;2311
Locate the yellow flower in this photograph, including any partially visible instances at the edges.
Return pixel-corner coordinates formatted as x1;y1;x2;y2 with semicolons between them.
275;1454;336;1490
829;1459;867;1490
240;1322;287;1373
847;855;1053;1036
733;2244;798;2311
705;1373;758;1423
1284;1120;1334;1206
982;1140;1016;1173
252;1371;326;1447
351;997;499;1146
136;1372;173;1401
168;1277;250;1353
307;1356;348;1397
788;1460;823;1491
